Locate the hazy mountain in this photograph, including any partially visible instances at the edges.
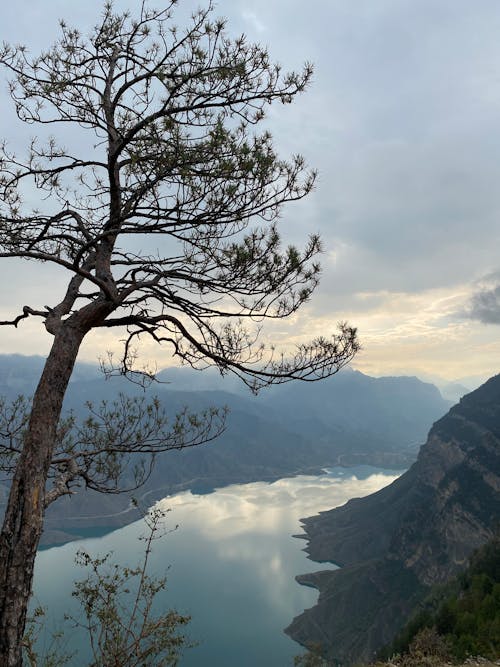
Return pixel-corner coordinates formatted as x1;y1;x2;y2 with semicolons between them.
262;370;449;454
286;375;500;665
439;381;471;403
0;355;450;544
0;354;100;396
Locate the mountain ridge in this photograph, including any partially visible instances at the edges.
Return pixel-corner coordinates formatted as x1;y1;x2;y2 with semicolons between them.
0;354;450;546
286;374;500;665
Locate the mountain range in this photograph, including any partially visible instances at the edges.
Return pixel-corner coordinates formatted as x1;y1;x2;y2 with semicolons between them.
286;374;500;665
0;354;450;545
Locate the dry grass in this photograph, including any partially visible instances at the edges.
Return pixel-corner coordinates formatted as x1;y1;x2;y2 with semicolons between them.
366;628;500;667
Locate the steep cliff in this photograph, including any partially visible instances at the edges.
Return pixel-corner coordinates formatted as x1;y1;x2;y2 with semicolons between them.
286;375;500;665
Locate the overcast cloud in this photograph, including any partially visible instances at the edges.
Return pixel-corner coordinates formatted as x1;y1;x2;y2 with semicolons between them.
1;0;500;383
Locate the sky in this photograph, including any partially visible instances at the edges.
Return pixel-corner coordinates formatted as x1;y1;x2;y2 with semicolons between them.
1;0;500;387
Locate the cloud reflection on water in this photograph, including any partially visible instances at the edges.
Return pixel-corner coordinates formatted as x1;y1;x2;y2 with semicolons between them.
34;468;401;667
150;469;401;621
156;469;400;541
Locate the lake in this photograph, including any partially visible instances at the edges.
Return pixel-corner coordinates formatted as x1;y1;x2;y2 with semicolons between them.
33;466;400;666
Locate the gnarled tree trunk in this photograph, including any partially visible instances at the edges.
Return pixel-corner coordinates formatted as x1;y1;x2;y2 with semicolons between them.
0;323;86;667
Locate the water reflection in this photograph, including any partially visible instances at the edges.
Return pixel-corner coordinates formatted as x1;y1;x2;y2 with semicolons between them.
33;467;400;666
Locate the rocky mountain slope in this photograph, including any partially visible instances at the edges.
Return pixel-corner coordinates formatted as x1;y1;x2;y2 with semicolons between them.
286;375;500;665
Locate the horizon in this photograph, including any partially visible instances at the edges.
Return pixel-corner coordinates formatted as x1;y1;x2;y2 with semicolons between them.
0;350;489;395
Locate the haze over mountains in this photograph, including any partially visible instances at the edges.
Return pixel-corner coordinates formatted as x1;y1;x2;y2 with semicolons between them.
287;374;500;665
2;355;498;664
0;354;450;545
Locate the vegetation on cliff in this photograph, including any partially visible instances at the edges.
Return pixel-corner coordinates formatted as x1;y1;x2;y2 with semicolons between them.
380;536;500;663
296;540;500;667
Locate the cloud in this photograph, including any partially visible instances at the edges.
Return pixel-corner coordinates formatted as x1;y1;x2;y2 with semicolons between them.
3;0;500;380
465;273;500;324
241;10;266;33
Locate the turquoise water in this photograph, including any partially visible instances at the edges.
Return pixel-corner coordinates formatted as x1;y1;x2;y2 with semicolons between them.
33;466;400;666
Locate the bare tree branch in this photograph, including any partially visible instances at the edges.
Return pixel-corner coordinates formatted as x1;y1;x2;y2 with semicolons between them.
0;4;359;661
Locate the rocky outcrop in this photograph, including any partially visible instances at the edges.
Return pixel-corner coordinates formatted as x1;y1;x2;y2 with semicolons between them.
286;375;500;665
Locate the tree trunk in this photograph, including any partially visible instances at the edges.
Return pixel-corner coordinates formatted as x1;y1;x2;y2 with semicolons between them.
0;323;86;667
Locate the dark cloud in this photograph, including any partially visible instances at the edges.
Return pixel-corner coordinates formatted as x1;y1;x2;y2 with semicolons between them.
466;275;500;324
